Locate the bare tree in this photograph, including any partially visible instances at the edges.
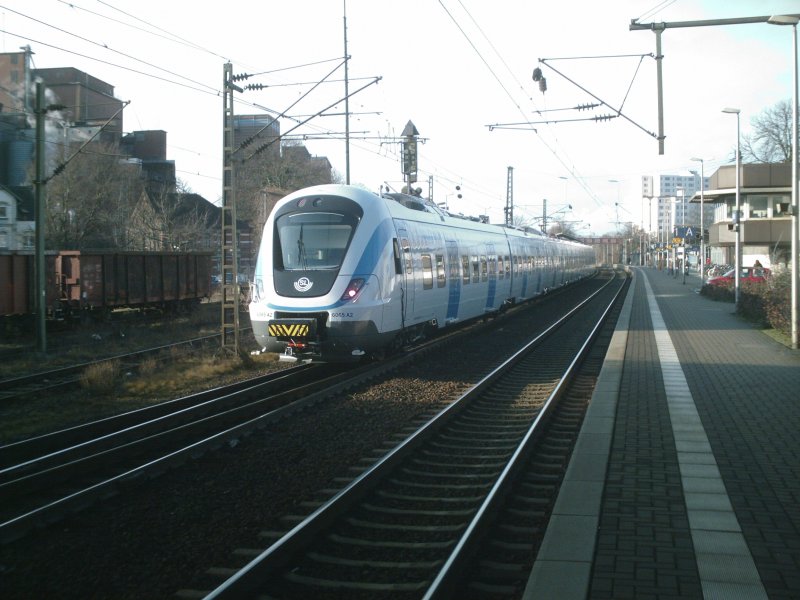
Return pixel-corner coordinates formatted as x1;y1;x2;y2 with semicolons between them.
234;140;335;253
742;99;792;163
45;144;144;250
127;187;217;252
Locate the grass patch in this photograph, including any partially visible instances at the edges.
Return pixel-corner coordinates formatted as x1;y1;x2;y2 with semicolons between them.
0;350;282;443
121;350;278;398
80;360;121;394
761;327;793;348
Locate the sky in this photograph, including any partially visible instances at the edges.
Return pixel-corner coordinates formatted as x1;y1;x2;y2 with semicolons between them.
1;0;798;234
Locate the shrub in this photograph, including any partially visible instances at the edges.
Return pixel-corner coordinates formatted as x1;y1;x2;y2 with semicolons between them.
700;271;791;337
700;282;734;302
79;360;120;394
739;283;769;327
762;271;792;334
137;356;158;376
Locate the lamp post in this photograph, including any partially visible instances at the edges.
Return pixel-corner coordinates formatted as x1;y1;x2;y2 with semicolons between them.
691;157;705;285
768;15;798;349
722;107;741;310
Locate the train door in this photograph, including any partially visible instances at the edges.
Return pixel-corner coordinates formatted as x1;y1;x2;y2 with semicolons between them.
395;227;414;322
445;240;460;323
485;242;497;311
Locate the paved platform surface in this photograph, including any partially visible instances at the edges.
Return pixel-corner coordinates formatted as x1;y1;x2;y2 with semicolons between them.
525;266;800;600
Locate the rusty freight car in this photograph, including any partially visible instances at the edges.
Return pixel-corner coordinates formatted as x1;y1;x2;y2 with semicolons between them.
1;251;213;320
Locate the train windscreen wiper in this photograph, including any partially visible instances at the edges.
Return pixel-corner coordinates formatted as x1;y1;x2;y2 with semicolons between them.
297;224;308;270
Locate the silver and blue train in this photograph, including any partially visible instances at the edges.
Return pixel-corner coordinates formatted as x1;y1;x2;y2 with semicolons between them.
249;184;596;362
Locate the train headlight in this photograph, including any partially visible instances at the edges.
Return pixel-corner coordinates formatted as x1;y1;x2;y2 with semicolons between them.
340;278;365;302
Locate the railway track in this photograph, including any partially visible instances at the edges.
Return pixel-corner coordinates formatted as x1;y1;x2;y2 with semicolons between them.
0;331;249;402
0;361;354;543
0;289;540;545
0;269;623;597
196;270;628;599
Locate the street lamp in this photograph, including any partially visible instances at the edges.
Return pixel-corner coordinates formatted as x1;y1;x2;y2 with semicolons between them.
722;107;741;310
768;15;799;349
691;157;705;285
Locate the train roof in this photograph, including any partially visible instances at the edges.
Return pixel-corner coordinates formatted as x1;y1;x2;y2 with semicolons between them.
275;184;588;247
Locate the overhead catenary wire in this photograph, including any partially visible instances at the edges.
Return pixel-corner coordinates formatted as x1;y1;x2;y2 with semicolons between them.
0;5;218;94
437;0;615;220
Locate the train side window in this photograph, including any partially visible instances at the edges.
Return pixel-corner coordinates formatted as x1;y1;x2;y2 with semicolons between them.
506;255;512;275
497;256;504;279
401;238;412;274
472;255;479;283
392;239;402;275
436;254;446;288
422;254;433;290
480;256;488;282
461;255;470;284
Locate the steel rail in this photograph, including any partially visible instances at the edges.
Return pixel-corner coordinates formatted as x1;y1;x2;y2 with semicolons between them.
202;272;625;599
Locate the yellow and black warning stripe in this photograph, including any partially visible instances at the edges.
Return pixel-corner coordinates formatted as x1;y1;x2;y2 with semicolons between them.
269;323;309;337
268;318;317;339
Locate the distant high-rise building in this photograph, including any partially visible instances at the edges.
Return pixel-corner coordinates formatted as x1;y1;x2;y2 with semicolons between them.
643;173;711;242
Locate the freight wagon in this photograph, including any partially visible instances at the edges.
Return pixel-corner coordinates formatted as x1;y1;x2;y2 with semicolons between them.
0;250;213;321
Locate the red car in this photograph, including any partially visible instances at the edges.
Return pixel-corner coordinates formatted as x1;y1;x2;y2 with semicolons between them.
707;266;770;286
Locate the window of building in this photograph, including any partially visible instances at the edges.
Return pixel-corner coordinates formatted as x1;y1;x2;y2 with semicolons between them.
0;231;7;249
0;203;8;220
748;196;768;219
772;194;791;217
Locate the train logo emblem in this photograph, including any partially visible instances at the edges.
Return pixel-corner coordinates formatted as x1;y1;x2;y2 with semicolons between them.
294;277;313;292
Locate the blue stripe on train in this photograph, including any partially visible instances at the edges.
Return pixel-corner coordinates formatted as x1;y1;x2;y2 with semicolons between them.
446;279;460;320
485;277;496;310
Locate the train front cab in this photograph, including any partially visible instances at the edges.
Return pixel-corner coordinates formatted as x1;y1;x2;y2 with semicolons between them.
252;190;394;362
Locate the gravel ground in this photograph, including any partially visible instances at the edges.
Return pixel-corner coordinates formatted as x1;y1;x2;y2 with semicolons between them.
0;285;596;599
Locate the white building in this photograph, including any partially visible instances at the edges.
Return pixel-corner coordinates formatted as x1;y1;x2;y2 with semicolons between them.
642;173;711;243
0;186;34;251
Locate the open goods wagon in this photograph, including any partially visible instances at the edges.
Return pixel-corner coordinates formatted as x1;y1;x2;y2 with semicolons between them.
1;250;213;320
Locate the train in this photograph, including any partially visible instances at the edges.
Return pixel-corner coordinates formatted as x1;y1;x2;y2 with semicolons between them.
0;250;213;322
249;184;596;362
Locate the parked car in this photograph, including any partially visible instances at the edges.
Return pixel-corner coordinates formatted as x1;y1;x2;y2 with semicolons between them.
707;266;770;286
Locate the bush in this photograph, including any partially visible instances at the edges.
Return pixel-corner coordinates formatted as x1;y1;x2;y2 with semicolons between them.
79;360;120;394
762;271;792;334
700;271;791;337
739;283;769;327
700;282;734;302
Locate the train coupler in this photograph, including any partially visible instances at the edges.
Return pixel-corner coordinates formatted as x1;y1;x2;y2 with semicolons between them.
279;346;299;363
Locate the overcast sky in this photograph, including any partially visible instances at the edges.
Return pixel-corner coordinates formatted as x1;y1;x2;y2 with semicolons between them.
2;0;798;233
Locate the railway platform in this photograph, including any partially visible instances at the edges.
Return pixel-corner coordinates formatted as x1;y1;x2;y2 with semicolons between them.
525;265;800;600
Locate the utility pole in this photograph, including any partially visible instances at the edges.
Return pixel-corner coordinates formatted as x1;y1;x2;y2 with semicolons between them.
542;199;548;234
343;0;351;184
630;13;800;155
221;63;242;355
505;166;514;226
34;79;46;354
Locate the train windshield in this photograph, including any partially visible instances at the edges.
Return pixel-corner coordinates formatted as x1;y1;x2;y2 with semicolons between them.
275;212;356;271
